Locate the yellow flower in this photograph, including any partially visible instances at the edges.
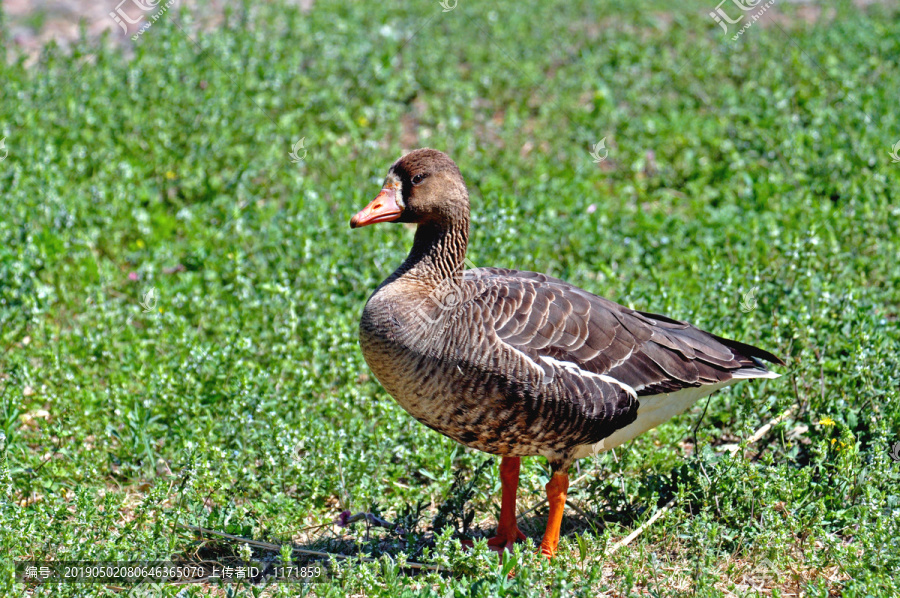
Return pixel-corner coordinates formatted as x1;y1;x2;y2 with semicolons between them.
136;239;145;248
818;417;835;426
165;170;177;180
357;116;369;127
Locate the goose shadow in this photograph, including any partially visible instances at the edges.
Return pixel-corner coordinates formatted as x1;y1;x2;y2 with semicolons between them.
177;488;676;580
175;458;700;579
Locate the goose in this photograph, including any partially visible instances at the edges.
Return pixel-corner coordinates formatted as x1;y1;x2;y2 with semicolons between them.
350;148;783;558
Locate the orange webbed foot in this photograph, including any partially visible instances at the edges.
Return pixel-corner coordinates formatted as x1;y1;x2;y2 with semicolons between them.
487;526;526;553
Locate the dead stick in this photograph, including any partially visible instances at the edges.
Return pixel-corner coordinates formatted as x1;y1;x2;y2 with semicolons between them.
564;499;595;523
609;406;796;552
747;406;795;445
727;406;796;454
608;496;677;554
516;498;547;521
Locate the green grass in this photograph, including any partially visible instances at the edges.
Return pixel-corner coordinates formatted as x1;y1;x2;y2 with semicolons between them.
1;0;899;595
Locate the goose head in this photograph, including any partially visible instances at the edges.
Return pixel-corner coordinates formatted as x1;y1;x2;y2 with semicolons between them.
350;148;469;229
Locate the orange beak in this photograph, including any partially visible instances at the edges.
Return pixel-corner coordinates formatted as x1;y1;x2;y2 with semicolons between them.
350;187;402;228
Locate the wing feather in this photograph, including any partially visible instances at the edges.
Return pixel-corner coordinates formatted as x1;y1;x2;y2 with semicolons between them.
467;268;782;399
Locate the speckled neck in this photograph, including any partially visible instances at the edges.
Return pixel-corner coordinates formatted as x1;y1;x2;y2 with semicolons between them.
388;209;470;290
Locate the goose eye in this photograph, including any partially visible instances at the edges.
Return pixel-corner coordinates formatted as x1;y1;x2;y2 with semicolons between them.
412;173;427;185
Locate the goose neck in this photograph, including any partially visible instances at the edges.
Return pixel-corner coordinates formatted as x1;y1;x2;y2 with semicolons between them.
398;219;469;287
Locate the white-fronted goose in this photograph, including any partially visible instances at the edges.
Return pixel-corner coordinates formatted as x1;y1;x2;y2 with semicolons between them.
350;149;783;558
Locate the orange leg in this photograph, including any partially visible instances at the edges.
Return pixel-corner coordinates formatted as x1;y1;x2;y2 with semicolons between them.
539;471;569;558
487;457;527;552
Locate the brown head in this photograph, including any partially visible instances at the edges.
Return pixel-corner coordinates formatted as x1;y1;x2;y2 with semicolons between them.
350;149;470;229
